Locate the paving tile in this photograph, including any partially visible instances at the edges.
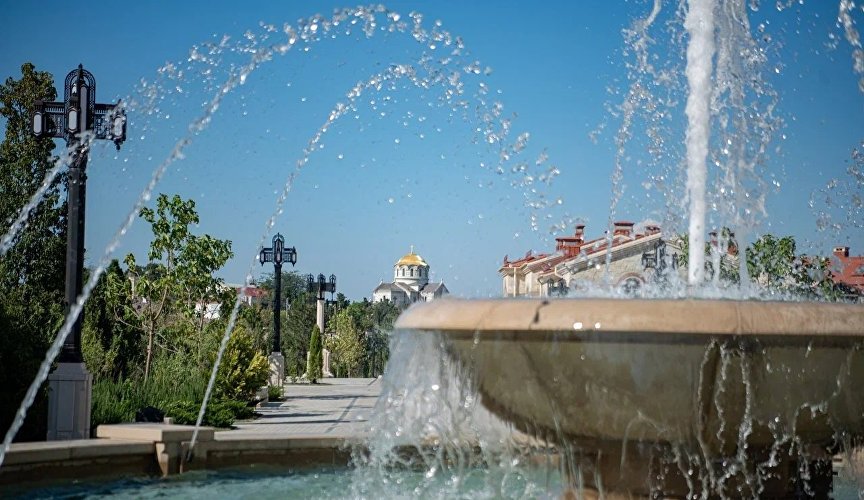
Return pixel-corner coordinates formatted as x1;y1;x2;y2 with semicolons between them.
220;378;381;439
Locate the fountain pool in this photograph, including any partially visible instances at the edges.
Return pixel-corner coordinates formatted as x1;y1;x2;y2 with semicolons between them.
5;466;569;499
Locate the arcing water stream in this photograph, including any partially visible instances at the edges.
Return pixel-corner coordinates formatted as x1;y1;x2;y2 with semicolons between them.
0;4;564;468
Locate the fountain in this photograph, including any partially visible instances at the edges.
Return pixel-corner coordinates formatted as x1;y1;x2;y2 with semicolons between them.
387;1;864;496
394;299;863;496
1;1;863;498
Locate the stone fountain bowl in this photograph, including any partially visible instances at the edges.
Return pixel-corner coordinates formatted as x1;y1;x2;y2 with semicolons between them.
395;298;864;457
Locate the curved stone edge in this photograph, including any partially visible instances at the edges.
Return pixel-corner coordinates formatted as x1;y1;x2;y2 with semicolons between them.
0;423;363;492
395;298;864;337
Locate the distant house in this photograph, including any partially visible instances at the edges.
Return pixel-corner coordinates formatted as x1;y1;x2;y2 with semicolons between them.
195;284;267;320
829;246;864;294
231;284;268;306
499;222;682;297
373;248;449;306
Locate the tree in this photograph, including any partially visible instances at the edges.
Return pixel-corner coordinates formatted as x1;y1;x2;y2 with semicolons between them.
328;308;364;377
745;234;797;289
237;302;270;354
363;328;390;378
675;228;739;284
282;292;316;376
677;231;852;299
307;325;323;383
257;270;307;307
0;63;65;441
365;300;400;377
82;260;141;380
111;193;234;379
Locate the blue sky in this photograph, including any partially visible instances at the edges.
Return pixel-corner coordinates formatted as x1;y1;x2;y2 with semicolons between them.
1;1;862;300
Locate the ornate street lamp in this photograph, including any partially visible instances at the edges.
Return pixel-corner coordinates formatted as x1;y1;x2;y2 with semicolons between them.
259;233;297;389
306;273;336;378
31;65;126;440
306;273;337;301
32;65;127;364
259;233;297;353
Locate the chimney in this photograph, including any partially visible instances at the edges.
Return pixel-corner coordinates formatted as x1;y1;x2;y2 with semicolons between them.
613;221;634;237
834;246;850;258
644;224;660;236
555;225;585;258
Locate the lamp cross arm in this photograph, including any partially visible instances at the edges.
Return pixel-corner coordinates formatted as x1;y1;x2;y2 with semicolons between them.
259;248;275;264
32;101;68;139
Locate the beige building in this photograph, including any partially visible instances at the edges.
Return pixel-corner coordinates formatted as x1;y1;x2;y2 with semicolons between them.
500;222;681;297
373;248;449;306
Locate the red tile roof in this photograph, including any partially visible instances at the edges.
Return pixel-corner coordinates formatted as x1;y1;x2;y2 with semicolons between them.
831;247;864;292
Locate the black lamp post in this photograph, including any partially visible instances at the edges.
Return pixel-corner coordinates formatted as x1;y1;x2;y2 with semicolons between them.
307;273;336;334
259;233;297;353
32;65;126;363
306;273;337;301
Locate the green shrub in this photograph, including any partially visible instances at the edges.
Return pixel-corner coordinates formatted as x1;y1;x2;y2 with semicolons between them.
91;358;209;429
267;385;283;400
307;325;323;383
218;399;253;420
92;344;264;430
214;326;269;401
161;399;241;428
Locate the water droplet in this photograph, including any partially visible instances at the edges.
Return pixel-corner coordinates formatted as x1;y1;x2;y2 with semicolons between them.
573;322;583;330
387;197;394;204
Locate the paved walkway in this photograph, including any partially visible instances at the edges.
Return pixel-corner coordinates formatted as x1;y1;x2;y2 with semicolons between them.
218;378;382;440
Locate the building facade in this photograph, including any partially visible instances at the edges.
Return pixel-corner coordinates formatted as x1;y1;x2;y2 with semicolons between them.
373;248;449;306
830;246;864;294
500;222;682;297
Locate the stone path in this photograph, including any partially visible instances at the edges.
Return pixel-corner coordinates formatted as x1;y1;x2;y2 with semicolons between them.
218;378;382;440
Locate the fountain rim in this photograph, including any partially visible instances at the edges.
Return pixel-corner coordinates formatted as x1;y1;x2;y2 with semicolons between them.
394;297;864;340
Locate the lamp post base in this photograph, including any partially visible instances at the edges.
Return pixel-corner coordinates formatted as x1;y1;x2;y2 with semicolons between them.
47;362;92;440
322;348;333;378
268;352;285;388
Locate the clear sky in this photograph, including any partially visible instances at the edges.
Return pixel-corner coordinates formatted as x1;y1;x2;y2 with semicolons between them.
1;1;862;300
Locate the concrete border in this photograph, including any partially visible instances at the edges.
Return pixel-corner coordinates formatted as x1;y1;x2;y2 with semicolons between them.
0;424;359;490
395;298;864;337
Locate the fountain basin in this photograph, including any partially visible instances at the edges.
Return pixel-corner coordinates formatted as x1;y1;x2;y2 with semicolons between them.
0;424;354;489
396;298;864;493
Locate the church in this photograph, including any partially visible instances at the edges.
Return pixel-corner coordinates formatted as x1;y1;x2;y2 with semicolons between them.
372;247;449;306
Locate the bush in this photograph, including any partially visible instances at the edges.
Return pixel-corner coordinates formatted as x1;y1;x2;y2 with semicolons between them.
93;378;251;429
214;326;269;401
267;385;283;400
91;357;208;429
161;399;246;428
307;326;323;383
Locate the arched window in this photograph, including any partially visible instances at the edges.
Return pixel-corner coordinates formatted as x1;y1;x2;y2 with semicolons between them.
410;267;414;277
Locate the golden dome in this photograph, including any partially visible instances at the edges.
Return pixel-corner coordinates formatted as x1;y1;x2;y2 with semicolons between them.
396;247;428;267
